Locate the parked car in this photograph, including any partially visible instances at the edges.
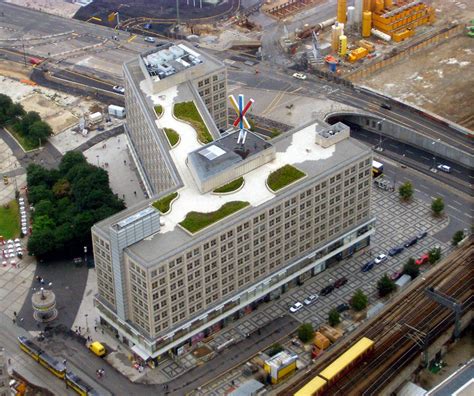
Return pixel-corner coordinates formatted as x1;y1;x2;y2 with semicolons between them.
404;236;418;248
416;253;429;266
292;72;307;80
381;102;392;110
388;246;404;256
112;85;125;94
289;302;303;313
303;295;318;305
144;36;156;43
336;303;350;313
374;253;388;264
390;271;403;281
320;285;334;296
361;260;375;272
334;277;348;288
437;164;451;173
417;230;428;240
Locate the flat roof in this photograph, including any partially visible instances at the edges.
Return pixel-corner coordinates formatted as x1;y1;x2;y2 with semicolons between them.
188;130;272;181
427;359;474;396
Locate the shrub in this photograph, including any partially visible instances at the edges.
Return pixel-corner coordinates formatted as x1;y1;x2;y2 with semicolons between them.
213;177;244;193
174;101;213;144
297;323;314;343
163;128;179;147
153;192;178;213
154;105;163;116
403;258;420;279
452;230;465;246
431;197;444;216
180;201;249;233
268;343;284;357
398;181;413;201
350;289;368;311
428;247;442;264
267;165;305;192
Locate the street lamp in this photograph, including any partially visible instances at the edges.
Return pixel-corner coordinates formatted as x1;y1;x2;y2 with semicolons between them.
431;139;441;171
85;313;89;332
83;246;87;266
376;118;385;152
96;155;99;167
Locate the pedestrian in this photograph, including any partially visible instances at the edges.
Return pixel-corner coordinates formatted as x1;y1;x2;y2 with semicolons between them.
13;311;17;317
124;159;127;165
12;318;15;324
134;191;137;196
63;359;67;365
94;326;97;332
40;277;45;285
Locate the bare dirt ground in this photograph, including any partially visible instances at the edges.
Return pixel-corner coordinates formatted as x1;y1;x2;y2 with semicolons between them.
362;35;474;129
0;60;31;81
20;93;78;134
5;0;81;18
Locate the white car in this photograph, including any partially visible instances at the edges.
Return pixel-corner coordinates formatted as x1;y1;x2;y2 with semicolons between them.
374;253;388;264
289;302;304;313
144;36;156;43
303;295;318;305
292;72;307;80
437;164;451;173
113;85;125;94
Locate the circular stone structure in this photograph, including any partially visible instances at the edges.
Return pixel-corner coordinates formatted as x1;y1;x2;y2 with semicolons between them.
31;288;58;322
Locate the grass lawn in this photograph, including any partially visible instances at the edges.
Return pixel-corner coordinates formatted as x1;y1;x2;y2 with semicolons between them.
8;127;39;151
174;101;213;144
180;201;249;233
0;200;20;239
155;105;163;117
267;164;305;192
213;177;244;193
152;192;178;213
163;128;179;147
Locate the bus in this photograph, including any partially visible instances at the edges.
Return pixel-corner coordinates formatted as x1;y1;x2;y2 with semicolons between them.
372;160;384;178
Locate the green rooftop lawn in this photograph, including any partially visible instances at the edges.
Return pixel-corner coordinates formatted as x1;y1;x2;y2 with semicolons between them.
154;105;163;117
152;192;178;214
267;164;305;192
163;128;179;147
180;201;249;233
174;101;213;144
0;200;20;239
213;177;244;194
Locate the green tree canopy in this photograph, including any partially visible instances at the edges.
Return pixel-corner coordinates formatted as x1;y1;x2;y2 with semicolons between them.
19;111;41;136
377;274;396;297
268;343;284;357
399;181;414;201
297;323;314;343
428;247;442;264
350;289;368;311
328;309;341;326
403;258;420;278
431;197;444;216
452;230;465;246
28;120;52;144
0;93;24;126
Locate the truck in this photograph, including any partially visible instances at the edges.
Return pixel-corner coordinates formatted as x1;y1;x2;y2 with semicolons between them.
108;104;126;118
88;112;103;125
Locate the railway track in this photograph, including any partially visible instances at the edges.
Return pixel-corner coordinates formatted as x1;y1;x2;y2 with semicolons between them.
278;239;473;395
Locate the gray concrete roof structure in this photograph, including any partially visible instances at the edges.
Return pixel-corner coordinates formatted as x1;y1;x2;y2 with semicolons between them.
427;359;474;396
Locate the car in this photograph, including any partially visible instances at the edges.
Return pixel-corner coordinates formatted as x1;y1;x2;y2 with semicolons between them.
381;102;392;110
415;253;429;266
292;72;307;80
112;85;125;94
289;302;303;313
404;236;418;248
437;164;451;173
334;277;348;288
303;295;318;305
417;230;428;240
336;303;350;313
390;271;402;281
320;285;334;296
144;36;156;43
374;253;388;264
388;246;404;256
361;260;375;272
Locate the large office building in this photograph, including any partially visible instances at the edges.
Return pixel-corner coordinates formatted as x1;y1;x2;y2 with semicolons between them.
91;44;375;364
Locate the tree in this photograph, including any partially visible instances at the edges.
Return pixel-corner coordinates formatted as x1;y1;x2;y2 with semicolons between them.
268;343;284;357
431;197;444;216
398;181;414;201
403;258;420;279
377;274;396;297
350;289;368;311
27;228;57;257
59;151;88;175
0;94;24;126
428;247;442;264
28;120;52;145
297;323;314;343
27;164;56;188
18;111;41;137
328;309;341;326
452;230;465;246
27;184;54;205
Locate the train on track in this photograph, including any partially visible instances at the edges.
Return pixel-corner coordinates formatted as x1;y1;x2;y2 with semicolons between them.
295;337;375;396
18;336;102;396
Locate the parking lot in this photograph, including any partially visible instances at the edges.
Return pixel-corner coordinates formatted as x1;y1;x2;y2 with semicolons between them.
198;185;451;395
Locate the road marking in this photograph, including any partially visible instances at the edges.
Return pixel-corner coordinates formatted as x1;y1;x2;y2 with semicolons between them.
419;184;428;189
447;205;462;213
421;156;431;161
406;149;414;154
127;34;137;43
453;200;463;206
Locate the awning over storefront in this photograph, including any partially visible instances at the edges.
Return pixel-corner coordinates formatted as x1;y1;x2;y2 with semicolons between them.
131;343;151;361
